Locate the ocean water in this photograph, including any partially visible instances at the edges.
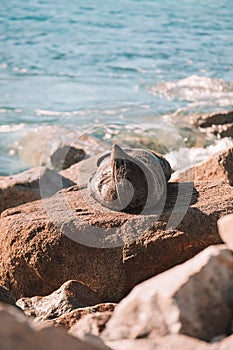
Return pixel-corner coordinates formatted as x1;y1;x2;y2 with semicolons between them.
0;0;233;175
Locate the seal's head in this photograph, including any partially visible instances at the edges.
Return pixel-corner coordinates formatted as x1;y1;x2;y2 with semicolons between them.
88;144;171;214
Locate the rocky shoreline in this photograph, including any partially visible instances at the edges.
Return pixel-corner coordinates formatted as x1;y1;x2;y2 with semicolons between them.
0;111;233;350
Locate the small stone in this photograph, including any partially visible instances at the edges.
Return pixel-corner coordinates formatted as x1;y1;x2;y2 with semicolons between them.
50;146;86;171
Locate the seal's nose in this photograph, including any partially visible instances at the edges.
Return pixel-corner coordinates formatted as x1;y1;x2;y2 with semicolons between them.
111;144;126;161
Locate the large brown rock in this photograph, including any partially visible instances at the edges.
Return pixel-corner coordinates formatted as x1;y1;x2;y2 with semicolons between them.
175;147;233;184
103;245;233;342
16;280;101;321
0;286;16;305
0;180;232;301
0;302;110;350
0;167;74;213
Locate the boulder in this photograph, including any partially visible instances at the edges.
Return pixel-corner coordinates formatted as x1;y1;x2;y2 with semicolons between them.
103;245;233;342
0;286;16;305
0;302;110;350
0;167;74;213
16;280;101;321
50;146;86;170
174;147;233;184
0;181;232;301
52;303;116;330
217;214;233;250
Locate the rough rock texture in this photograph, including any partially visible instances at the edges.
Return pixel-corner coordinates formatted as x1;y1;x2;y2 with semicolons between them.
218;214;233;249
175;147;233;184
69;311;113;338
0;166;74;213
107;335;212;350
51;146;86;170
103;245;233;342
16;280;102;321
0;180;231;300
0;302;110;350
0;286;16;305
52;303;116;330
193;110;233;138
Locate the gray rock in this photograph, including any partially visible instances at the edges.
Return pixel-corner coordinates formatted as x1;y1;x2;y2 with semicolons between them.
103;245;233;342
16;280;101;321
218;214;233;250
50;146;86;170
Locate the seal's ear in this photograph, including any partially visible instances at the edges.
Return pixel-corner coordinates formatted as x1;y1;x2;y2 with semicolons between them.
96;152;111;167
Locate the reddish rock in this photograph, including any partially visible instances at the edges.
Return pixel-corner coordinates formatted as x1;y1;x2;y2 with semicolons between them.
175;147;233;184
0;180;231;301
52;303;116;330
16;280;101;321
217;214;233;250
103;245;233;342
0;286;16;305
0;302;110;350
0;167;74;213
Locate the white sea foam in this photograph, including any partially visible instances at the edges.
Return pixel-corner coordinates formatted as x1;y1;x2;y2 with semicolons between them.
150;75;233;107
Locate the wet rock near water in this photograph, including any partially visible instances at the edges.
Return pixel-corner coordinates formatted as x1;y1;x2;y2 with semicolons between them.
193;110;233;138
16;280;101;321
0;166;74;213
102;245;233;342
50;146;86;170
175;147;233;184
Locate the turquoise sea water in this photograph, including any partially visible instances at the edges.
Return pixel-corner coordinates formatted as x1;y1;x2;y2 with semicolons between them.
0;0;233;175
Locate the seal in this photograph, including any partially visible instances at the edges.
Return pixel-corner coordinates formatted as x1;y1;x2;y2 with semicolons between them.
88;144;172;214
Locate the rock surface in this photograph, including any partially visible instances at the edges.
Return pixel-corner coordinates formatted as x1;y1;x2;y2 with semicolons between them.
0;180;232;300
0;302;110;350
51;146;86;170
218;214;233;250
0;286;16;305
69;311;113;339
52;303;116;330
103;245;233;342
16;280;101;321
0;167;74;213
175;147;233;184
